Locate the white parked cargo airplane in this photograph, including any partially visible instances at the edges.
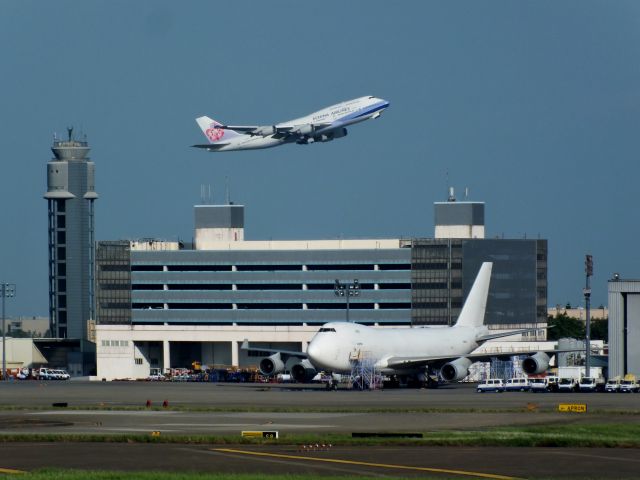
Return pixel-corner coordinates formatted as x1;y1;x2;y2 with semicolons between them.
243;262;572;387
193;96;389;152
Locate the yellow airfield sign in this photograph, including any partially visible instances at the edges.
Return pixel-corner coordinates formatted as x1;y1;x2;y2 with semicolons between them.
558;403;587;413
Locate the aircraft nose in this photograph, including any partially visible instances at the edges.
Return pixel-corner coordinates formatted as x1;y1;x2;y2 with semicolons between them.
307;340;320;362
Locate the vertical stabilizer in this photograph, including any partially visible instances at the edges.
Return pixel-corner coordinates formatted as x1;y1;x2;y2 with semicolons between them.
454;262;492;328
195;116;241;143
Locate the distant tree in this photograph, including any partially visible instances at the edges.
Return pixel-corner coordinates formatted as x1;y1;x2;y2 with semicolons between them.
590;319;608;342
547;313;585;341
5;328;31;338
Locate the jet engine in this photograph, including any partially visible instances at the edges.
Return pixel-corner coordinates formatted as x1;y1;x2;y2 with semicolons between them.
440;357;473;382
332;128;348;139
254;125;276;136
522;352;550;375
315;134;334;143
259;353;285;376
290;359;317;383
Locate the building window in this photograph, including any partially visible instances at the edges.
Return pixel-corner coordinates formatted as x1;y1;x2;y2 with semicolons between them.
134;358;143;365
57;231;66;244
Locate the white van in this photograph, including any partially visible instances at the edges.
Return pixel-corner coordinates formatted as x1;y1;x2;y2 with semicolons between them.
505;377;530;392
529;378;549;392
477;378;505;393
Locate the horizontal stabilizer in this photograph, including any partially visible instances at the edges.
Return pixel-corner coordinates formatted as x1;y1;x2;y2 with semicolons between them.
192;143;229;150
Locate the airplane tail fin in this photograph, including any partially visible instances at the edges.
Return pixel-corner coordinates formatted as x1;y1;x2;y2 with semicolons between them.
196;116;241;143
454;262;492;328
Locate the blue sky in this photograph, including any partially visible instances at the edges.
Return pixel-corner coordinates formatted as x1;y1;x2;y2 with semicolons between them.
1;1;639;315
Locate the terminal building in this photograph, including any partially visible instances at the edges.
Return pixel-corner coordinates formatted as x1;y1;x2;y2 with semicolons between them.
95;192;548;380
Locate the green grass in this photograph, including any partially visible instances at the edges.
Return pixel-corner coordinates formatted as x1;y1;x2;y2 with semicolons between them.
0;423;639;448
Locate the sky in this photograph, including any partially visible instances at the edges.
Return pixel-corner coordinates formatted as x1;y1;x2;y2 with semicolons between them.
1;1;639;316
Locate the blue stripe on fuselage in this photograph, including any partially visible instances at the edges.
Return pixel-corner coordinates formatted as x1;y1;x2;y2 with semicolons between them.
338;100;389;123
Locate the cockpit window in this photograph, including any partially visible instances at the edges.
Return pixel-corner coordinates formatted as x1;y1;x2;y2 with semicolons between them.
318;328;336;333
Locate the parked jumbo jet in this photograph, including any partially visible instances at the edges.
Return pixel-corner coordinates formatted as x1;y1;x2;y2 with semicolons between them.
193;96;389;152
243;262;570;387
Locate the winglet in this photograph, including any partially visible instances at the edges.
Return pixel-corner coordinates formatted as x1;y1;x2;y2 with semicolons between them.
241;339;249;350
455;262;492;328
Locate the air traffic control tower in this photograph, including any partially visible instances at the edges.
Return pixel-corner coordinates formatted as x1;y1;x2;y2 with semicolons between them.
44;128;98;348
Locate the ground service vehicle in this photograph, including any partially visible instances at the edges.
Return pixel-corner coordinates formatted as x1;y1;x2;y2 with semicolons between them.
529;377;550;392
579;376;605;392
558;377;579;392
37;368;55;380
505;377;530;392
619;379;639;393
605;377;622;393
546;375;559;392
477;378;505;393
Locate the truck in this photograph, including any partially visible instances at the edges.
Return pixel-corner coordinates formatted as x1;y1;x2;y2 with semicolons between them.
557;377;579;392
605;376;622;393
579;376;605;392
619;374;639;393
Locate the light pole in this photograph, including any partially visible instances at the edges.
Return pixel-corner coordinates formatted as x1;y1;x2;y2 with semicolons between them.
1;283;16;381
334;279;359;323
584;255;593;378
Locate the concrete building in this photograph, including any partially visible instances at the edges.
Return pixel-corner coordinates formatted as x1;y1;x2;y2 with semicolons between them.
95;200;548;380
608;277;640;377
0;338;48;371
4;316;50;337
44;128;98;374
547;306;608;322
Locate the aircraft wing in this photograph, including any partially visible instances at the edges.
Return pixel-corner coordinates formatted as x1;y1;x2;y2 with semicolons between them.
218;123;334;137
385;348;583;370
240;339;308;359
475;327;545;343
216;125;260;133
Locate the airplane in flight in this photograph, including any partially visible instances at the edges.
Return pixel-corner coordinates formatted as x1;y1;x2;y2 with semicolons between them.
193;96;389;152
243;262;569;388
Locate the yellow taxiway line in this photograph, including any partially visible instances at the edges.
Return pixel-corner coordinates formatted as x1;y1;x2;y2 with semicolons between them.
212;448;524;480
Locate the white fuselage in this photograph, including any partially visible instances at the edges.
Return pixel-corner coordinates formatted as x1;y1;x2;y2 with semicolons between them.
306;322;483;375
219;96;389;151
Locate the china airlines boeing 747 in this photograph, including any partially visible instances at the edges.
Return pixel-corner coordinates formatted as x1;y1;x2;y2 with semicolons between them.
193;96;389;152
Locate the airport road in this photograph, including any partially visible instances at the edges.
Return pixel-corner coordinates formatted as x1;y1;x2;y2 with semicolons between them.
1;443;640;479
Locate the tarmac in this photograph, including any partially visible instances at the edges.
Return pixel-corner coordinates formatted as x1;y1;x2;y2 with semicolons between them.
0;380;639;478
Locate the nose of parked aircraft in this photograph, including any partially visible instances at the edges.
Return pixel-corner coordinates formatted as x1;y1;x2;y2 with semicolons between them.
306;339;320;362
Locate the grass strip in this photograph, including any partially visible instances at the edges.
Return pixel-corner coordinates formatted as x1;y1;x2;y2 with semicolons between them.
0;423;639;448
